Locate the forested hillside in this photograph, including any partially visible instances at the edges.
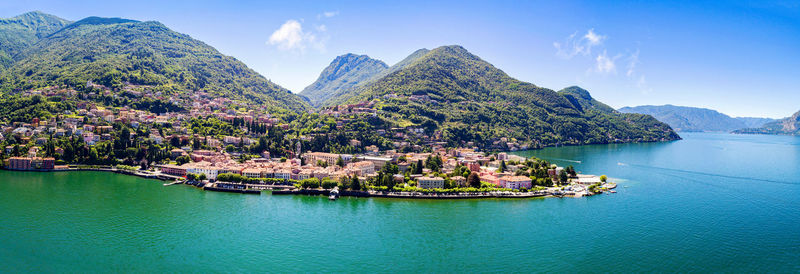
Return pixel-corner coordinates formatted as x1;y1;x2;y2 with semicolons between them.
0;14;309;114
333;45;679;148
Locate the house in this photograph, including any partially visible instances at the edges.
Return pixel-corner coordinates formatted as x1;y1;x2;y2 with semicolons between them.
223;136;241;145
170;148;187;159
274;169;292;180
499;176;532;190
355;156;392;170
186;165;221;180
304;152;352;166
451;176;466;187
348;161;375;176
7;157;55;170
418;176;445;189
242;168;262;178
160;164;187;177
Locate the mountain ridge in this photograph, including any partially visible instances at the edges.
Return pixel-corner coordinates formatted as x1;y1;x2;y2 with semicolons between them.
322;45;680;148
733;110;800;135
618;104;775;132
300;53;388;107
0;13;309;114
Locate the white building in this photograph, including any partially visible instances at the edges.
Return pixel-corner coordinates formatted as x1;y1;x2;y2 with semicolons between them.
418;177;445;189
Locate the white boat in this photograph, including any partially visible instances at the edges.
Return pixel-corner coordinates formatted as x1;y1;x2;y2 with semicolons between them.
329;189;340;200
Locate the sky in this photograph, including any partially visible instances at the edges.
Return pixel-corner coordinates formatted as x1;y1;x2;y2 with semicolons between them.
2;0;799;118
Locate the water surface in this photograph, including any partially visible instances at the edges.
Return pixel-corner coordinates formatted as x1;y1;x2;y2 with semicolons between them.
1;133;798;272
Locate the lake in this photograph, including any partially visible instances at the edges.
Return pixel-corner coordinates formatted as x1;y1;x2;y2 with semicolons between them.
1;132;798;272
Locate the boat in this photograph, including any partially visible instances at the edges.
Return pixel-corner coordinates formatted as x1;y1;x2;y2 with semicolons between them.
610;190;617;193
329;188;340;200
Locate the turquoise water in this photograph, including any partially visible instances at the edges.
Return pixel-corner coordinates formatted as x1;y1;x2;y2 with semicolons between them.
1;133;799;272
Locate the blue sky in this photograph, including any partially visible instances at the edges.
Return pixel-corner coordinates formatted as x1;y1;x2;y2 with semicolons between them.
2;0;799;118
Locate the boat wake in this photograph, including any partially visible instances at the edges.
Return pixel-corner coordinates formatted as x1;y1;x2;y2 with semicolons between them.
626;163;799;186
547;157;582;163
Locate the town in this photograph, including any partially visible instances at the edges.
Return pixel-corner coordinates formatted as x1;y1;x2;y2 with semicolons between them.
0;83;614;198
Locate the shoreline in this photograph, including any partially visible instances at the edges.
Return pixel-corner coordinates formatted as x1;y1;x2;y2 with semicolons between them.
273;189;575;200
1;168;606;200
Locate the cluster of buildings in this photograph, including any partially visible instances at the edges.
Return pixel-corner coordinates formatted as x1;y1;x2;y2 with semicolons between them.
155;146;553;190
158;151;379;182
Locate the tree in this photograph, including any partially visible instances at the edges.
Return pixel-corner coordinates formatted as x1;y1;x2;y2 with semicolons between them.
176;155;190;165
414;159;423;174
186;173;197;181
600;175;607;183
558;170;568;185
468;173;481;188
336;156;345;167
350;176;361;191
499;160;507;173
198;173;207;181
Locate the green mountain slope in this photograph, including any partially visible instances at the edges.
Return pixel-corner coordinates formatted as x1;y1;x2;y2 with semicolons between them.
0;11;71;69
300;53;387;107
0;14;308;114
558;86;616;113
733;110;800;135
618;105;774;132
336;45;680;148
321;48;430;107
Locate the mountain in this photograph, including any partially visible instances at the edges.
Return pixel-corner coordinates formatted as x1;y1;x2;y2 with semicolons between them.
733;110;800;135
331;45;680;148
618;105;774;132
300;53;388;107
558;86;616;113
0;11;71;69
735;117;778;129
303;48;431;107
0;13;309;113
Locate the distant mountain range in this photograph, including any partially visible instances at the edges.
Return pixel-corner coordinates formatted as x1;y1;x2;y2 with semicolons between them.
0;11;309;113
733;110;800;135
303;45;680;148
618;105;775;132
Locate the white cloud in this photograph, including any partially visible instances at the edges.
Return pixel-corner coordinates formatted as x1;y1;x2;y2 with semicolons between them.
626;49;640;77
317;11;339;19
594;51;618;74
268;19;326;52
554;29;607;59
584;29;605;45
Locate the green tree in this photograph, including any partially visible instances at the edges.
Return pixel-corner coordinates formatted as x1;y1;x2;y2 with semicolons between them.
600;175;607;183
336;156;345;167
414;159;423;174
350;176;361;191
176;155;190;165
499;160;507;173
468;173;481;188
558;170;568;185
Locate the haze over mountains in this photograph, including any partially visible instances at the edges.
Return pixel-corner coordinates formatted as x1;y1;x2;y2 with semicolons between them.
618;105;776;132
733;109;800;135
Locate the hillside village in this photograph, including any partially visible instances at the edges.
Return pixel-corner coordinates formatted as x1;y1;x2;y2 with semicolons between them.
1;83;610;195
